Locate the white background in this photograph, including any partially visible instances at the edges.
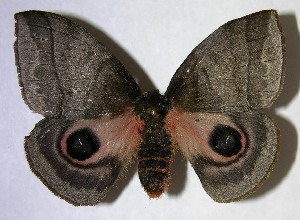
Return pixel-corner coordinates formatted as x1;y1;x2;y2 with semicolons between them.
1;0;300;219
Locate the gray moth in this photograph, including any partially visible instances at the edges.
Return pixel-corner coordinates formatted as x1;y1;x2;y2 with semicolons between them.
14;10;285;205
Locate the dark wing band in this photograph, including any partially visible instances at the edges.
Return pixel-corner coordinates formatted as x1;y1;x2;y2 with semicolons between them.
165;110;279;202
25;110;143;205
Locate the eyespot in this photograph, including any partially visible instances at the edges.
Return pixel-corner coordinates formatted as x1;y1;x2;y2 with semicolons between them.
209;124;242;157
66;128;100;161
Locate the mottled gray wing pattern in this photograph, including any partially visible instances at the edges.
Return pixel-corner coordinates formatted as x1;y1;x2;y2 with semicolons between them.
165;10;285;112
15;11;141;119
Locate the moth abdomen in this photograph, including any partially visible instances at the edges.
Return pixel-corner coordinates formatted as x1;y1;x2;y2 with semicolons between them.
138;155;172;198
137;128;173;198
135;90;174;197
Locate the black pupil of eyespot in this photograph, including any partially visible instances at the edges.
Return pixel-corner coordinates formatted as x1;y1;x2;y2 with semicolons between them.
209;124;242;157
66;128;100;161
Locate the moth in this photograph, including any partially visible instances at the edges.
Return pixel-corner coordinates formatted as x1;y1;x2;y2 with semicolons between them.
15;10;285;206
